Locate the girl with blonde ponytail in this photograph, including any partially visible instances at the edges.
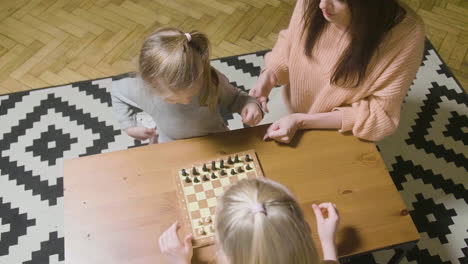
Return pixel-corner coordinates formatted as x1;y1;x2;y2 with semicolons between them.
111;27;263;143
159;178;340;264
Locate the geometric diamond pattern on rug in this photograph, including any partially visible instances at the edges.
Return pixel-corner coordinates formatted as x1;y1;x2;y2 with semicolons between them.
0;198;36;256
25;125;78;167
410;193;457;244
22;232;64;264
0;39;466;264
405;82;468;170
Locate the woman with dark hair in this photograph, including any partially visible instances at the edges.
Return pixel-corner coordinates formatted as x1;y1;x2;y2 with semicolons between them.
250;0;425;142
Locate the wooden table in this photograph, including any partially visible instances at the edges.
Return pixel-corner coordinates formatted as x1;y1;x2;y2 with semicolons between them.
64;125;419;264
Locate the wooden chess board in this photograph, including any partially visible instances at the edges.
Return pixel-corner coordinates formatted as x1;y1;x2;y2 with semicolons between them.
174;150;264;248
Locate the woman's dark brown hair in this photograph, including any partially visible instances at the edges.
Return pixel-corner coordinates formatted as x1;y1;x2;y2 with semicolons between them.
302;0;406;87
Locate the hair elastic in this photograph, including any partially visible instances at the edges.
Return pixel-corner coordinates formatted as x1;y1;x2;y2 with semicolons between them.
251;203;266;215
184;33;192;42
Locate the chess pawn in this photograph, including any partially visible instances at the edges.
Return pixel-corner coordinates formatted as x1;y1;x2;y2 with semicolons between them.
204;216;212;224
193;177;200;183
234;154;240;163
220;170;227;176
230;169;236;175
211;172;217;179
246;164;252;170
202;175;209;181
185;177;192;183
192;167;199;175
197;227;205;236
227;156;234;164
237;166;244;173
202;164;208;172
245;154;252;162
211;161;217;170
219;160;225;168
181;169;188;176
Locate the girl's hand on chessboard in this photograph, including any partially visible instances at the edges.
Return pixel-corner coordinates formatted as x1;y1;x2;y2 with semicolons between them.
312;203;339;261
241;102;263;126
158;221;193;264
125;126;158;142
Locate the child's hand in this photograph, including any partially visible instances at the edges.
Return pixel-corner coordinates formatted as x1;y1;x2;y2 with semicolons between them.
241;103;263;126
249;70;276;113
263;114;302;143
125;126;158;142
158;221;193;264
312;203;339;261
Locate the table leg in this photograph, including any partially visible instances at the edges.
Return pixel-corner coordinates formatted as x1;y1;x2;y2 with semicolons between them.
387;242;416;264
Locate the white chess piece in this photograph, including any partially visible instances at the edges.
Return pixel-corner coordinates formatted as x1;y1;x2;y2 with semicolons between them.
204;216;212;224
197;227;205;236
136;112;158;144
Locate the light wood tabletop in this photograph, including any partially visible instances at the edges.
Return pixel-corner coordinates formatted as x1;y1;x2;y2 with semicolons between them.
64;125;419;264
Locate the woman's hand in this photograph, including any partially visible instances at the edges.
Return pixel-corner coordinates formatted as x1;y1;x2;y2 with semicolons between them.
249;70;277;113
158;221;193;264
125;126;158;142
312;203;340;261
263;114;302;143
241;103;263;126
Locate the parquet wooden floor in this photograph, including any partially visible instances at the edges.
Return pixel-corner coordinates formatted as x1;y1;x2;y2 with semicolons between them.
0;0;466;95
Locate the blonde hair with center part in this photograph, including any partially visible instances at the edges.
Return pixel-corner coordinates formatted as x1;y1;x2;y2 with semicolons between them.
139;27;219;110
216;178;320;264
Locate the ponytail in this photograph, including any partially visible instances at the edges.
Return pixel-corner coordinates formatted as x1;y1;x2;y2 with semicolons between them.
138;27;219;110
216;179;320;264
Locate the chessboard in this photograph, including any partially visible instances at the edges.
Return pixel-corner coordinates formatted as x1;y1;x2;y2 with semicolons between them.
174;150;265;248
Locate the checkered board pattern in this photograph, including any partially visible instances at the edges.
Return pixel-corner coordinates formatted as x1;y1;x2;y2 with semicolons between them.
174;150;264;248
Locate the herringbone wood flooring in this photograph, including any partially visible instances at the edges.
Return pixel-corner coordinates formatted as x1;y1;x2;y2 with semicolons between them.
0;0;466;95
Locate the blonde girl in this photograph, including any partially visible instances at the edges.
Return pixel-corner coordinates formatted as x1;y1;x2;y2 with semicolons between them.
159;178;340;264
111;28;263;143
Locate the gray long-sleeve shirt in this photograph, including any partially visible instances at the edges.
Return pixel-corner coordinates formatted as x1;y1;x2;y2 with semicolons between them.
111;71;260;143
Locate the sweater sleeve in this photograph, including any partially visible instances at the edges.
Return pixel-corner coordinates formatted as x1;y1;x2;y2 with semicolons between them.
217;71;262;114
333;21;425;141
263;0;304;85
111;77;146;130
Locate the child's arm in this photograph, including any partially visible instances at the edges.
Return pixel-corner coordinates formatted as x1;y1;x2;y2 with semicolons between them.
312;203;340;262
158;221;193;264
111;78;157;141
216;71;264;126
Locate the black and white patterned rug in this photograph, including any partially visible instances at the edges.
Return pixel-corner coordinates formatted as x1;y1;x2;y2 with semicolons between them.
0;40;467;264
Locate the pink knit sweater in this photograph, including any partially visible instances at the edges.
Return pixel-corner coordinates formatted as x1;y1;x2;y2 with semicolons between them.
264;0;425;141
